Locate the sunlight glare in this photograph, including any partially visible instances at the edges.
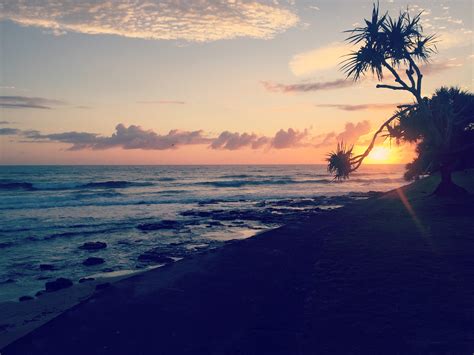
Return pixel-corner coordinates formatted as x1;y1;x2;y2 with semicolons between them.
367;146;391;163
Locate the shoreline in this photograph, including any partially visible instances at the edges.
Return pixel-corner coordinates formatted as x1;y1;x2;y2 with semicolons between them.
2;171;474;353
0;227;275;348
0;267;161;348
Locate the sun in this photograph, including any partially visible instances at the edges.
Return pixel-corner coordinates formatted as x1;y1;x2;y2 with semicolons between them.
367;146;391;163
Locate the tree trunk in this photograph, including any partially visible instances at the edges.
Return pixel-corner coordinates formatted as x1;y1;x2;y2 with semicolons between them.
433;165;467;197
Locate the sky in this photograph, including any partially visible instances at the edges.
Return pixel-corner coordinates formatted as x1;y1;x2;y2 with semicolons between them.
0;0;472;165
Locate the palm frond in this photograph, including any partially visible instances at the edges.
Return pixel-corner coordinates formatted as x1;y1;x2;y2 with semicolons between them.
340;46;384;81
326;142;354;180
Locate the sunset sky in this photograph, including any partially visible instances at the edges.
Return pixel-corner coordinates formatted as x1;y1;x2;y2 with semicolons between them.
0;0;472;165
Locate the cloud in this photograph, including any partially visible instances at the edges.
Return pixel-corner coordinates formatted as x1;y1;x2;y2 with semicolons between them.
261;79;352;93
137;100;186;105
421;60;463;75
0;96;66;109
24;130;100;150
336;121;371;143
12;123;311;151
271;128;308;148
27;124;211;151
1;1;299;42
315;120;371;148
210;128;308;150
7;121;371;152
315;103;402;111
289;42;350;76
0;121;11;125
0;128;21;135
210;131;269;150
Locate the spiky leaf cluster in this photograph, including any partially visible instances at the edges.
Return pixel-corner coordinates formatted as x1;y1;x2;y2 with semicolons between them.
341;3;436;81
326;142;354;180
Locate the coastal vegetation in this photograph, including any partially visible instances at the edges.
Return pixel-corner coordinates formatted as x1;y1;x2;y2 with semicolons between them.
327;3;474;196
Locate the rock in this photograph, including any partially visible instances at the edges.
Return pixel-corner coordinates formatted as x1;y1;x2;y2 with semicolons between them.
45;278;73;292
79;241;107;250
138;252;174;264
78;277;95;283
35;290;45;297
137;220;180;231
19;295;34;302
39;263;55;271
0;324;13;332
95;282;111;291
82;257;105;266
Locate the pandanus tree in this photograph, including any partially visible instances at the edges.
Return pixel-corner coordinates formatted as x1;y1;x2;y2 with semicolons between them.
393;87;474;195
326;3;473;195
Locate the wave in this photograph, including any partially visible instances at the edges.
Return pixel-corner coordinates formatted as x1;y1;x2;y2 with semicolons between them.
157;177;176;182
0;180;154;192
0;182;34;191
81;181;153;189
193;176;403;188
217;174;253;179
195;178;335;188
196;179;296;188
350;178;403;183
155;189;188;195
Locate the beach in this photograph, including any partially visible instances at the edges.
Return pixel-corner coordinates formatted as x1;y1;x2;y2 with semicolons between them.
1;170;473;354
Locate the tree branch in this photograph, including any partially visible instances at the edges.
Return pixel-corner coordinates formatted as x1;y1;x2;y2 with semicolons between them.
349;107;412;172
406;56;423;101
406;63;417;91
382;61;411;90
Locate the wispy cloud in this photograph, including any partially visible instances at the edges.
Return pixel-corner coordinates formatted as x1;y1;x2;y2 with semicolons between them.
262;60;463;96
1;1;299;42
261;79;352;93
0;121;11;125
289;42;350;76
0;96;66;109
137;100;186;105
421;60;464;75
0;128;21;135
316;103;402;111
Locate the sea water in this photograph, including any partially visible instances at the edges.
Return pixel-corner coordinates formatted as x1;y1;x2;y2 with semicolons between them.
0;165;405;302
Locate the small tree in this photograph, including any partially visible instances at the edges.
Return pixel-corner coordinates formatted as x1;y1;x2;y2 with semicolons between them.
393;87;474;195
326;3;472;195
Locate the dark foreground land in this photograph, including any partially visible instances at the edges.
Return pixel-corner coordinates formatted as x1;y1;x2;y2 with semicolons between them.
2;172;474;354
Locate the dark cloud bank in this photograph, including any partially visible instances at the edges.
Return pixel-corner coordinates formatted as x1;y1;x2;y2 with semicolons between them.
1;122;371;151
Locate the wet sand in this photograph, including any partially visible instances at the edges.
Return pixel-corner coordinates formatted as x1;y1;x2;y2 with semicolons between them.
2;171;473;354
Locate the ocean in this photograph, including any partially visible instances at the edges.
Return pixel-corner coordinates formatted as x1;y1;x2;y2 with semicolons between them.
0;165;405;302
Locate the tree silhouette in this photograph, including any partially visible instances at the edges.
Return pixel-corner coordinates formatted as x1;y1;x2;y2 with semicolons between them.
326;3;472;195
341;3;435;104
393;87;474;195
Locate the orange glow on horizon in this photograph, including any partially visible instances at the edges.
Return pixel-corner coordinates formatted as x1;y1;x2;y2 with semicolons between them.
354;141;416;165
367;146;391;163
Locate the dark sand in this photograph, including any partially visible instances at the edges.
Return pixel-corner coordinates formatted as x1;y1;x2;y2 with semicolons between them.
2;171;474;354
